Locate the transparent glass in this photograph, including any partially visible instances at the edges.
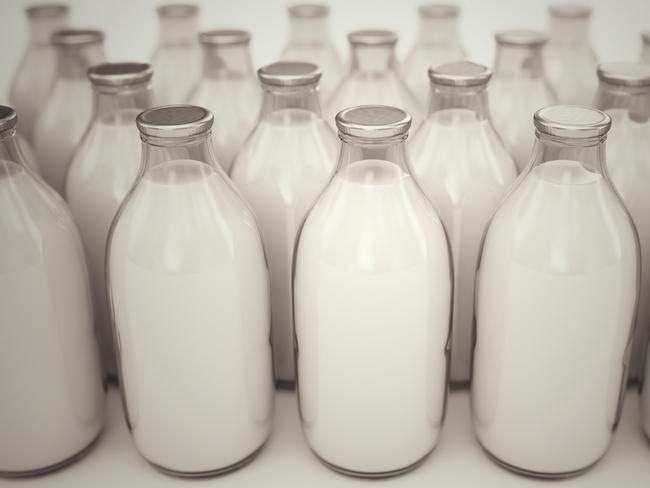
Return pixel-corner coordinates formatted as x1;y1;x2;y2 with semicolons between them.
33;42;105;194
642;341;650;439
9;6;68;143
65;81;151;380
472;121;638;477
107;126;273;475
409;80;517;385
280;5;344;101
401;5;466;105
189;41;260;173
490;39;557;171
17;133;41;175
293;121;452;476
595;79;650;382
0;124;104;475
151;6;201;105
643;34;650;64
543;8;598;105
230;81;337;386
326;37;422;128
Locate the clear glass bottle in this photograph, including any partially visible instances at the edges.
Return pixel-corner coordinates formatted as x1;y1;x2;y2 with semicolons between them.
107;105;273;475
9;4;69;143
280;4;344;101
642;340;650;439
294;105;452;477
65;62;152;381
0;106;105;476
189;30;260;173
33;29;105;195
230;62;337;387
594;62;650;383
472;106;639;478
401;4;466;105
543;4;598;106
326;30;422;129
151;3;201;105
409;61;517;386
490;30;557;171
642;32;650;64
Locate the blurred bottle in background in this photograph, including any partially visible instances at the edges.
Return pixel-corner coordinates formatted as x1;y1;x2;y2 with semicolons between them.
151;4;201;105
401;4;466;105
490;30;557;172
189;30;260;173
280;4;344;102
642;32;650;64
33;29;105;195
543;4;598;106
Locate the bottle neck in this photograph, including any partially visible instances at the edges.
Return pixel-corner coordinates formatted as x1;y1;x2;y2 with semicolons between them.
29;15;68;46
158;16;198;46
350;44;397;73
427;83;491;119
56;44;105;79
337;134;410;173
259;84;322;118
549;16;591;46
288;16;329;45
529;132;606;175
595;82;650;122
94;83;152;123
141;132;218;171
0;129;28;169
418;16;461;46
494;44;544;78
201;44;254;78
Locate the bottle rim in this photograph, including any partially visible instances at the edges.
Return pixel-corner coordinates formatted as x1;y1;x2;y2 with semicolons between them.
336;105;411;140
0;106;17;134
429;61;492;87
534;105;611;139
258;61;322;87
549;4;592;19
495;30;547;47
157;3;199;18
136;105;213;139
199;29;251;46
597;62;650;88
418;4;460;19
52;29;104;47
26;4;69;19
348;29;398;46
288;4;329;18
88;62;153;88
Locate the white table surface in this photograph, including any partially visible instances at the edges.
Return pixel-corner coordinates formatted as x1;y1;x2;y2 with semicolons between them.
2;385;648;487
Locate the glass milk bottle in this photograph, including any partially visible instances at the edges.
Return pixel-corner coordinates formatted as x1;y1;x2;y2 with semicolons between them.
108;105;273;475
595;62;650;382
472;105;639;478
280;4;344;101
294;105;452;477
543;4;598;106
490;30;557;171
189;30;260;173
327;30;422;128
9;4;69;143
642;33;650;64
231;62;337;387
0;106;105;476
33;29;105;195
65;62;152;380
409;61;517;386
401;4;466;105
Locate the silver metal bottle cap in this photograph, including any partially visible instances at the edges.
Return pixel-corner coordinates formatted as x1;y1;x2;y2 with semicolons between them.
348;30;398;46
136;105;213;139
52;29;104;47
336;105;411;139
534;105;611;139
26;4;69;18
200;29;251;46
157;4;199;18
88;62;153;88
418;4;460;19
598;62;650;88
549;4;592;18
0;106;18;133
429;61;492;87
495;30;548;47
288;4;329;18
258;62;322;87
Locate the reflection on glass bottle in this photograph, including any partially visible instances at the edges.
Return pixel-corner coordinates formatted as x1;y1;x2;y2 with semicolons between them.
409;61;517;386
326;30;422;129
33;29;105;195
401;4;466;105
294;105;451;477
9;4;69;143
642;32;650;64
231;62;337;387
595;62;650;383
490;30;557;172
66;63;152;381
473;106;638;478
543;4;598;106
189;30;260;173
280;4;344;101
151;4;201;105
0;106;105;476
108;106;273;476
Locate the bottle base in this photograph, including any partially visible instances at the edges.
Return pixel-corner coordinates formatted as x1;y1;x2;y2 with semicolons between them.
0;428;103;478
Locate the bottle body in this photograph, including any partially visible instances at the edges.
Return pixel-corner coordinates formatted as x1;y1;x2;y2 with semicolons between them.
642;342;650;439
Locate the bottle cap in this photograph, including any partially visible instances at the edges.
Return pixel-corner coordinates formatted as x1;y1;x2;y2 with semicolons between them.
348;29;398;46
88;62;153;88
52;29;104;47
26;4;69;18
549;4;592;18
336;105;411;139
136;105;213;139
0;106;17;134
418;4;460;19
157;4;199;18
429;61;492;87
534;105;611;139
495;30;547;47
199;29;251;46
597;62;650;88
258;61;322;87
288;4;329;18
